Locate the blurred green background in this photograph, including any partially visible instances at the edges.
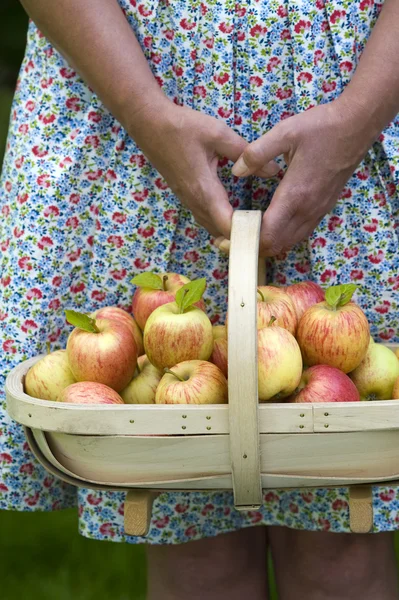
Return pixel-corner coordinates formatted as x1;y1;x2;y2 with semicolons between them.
1;3;398;600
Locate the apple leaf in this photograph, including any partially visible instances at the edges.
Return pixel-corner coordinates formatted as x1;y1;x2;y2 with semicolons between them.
175;278;206;313
131;272;163;290
325;284;357;310
65;310;99;333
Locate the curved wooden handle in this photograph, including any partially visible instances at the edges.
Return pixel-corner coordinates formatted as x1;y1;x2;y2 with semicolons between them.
228;210;263;509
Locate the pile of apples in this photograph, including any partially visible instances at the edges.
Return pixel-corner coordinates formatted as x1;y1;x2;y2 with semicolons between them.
25;272;399;406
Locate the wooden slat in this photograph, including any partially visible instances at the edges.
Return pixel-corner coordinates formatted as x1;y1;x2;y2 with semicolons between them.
313;401;399;432
227;211;262;509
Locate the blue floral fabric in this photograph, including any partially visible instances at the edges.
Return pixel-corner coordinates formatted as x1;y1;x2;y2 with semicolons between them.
1;0;399;543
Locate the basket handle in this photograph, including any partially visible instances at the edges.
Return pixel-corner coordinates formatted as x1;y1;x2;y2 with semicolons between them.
228;210;263;509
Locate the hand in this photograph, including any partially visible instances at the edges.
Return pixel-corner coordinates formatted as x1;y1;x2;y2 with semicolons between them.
131;100;249;239
232;99;375;256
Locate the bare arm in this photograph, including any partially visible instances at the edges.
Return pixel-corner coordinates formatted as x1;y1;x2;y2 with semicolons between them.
20;0;247;238
233;0;399;255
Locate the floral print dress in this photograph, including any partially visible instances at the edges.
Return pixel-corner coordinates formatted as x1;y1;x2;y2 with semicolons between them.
1;0;399;544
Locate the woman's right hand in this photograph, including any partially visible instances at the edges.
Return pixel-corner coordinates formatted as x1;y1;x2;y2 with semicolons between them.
130;101;249;240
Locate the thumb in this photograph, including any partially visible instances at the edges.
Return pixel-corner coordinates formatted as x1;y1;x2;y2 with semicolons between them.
205;176;234;240
232;122;289;177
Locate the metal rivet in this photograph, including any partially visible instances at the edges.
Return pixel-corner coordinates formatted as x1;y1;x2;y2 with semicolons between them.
243;454;247;459
300;413;305;418
206;416;211;420
206;426;211;430
240;302;245;307
28;413;32;418
324;412;329;417
182;415;187;419
182;425;186;430
324;424;329;428
129;419;134;423
299;424;304;429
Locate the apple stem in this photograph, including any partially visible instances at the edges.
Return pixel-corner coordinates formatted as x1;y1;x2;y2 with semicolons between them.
162;275;168;292
257;288;265;302
164;368;185;382
268;316;277;327
91;319;100;333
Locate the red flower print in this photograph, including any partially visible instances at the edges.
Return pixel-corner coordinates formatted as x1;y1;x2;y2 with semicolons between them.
184;250;200;262
107;235;124;248
0;453;12;464
320;269;337;283
0;310;8;321
52;276;62;287
69;193;80;204
130;154;146;168
214;72;229;85
250;75;263;87
275;273;287;285
21;319;38;333
184;227;198;240
154;177;168;190
91;291;107;302
1;239;9;252
154;516;170;528
332;499;348;511
250;24;267;37
20;463;34;475
175;503;189;513
321;80;337;93
184;525;197;538
364;218;378;233
298;72;313;83
360;0;373;9
26;288;43;300
163;209;178;223
252;108;267;122
115;140;125;152
264;491;279;503
295;262;310;274
328;215;343;231
151;52;162;65
134;258;150;270
65;97;81;111
368;250;384;264
60;67;75;78
173;65;183;77
99;523;116;537
314;49;325;64
330;9;346;24
301;492;314;503
37;174;51;188
85;135;100;148
380;489;395;502
85;169;103;181
237;31;245;41
25;492;40;507
200;3;207;15
280;28;291;40
193;85;207;98
111;268;128;280
0;483;9;492
48;328;61;343
3;339;16;354
1;275;11;288
218;107;233;118
88;494;103;506
15;156;24;169
219;22;234;34
66;216;79;229
375;300;390;314
388;275;399;291
267;57;281;72
234;115;243;125
341;188;352;199
48;298;61;310
38;236;54;250
357;167;369;181
212;268;228;280
138;226;155;239
350;269;364;281
41;77;53;89
294;19;311;34
163;29;174;41
132;189;149;202
387;182;396;197
276;88;292;100
281;110;294;120
201;503;215;516
380;329;396;341
88;111;102;123
289;503;299;514
19;123;29;134
343;247;359;259
24;60;34;73
71;282;85;294
180;18;195;30
204;37;214;49
43;477;53;488
25;100;35;112
138;5;152;16
340;61;353;73
18;256;33;270
311;237;326;248
316;0;325;8
248;510;263;523
318;518;331;531
277;5;288;17
67;248;82;262
112;212;127;224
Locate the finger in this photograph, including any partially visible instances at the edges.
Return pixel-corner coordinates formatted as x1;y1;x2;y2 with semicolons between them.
213;123;248;163
232;122;289;177
214;237;231;254
203;177;234;240
252;160;281;179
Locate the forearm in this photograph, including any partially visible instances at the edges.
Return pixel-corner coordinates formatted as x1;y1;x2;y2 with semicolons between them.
339;0;399;140
19;0;169;138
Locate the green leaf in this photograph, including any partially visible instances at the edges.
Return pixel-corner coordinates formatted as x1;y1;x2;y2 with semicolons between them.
175;278;206;313
130;272;163;290
65;310;99;333
325;284;357;310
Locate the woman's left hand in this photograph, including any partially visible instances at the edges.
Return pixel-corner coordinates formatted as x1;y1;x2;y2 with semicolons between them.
232;98;375;256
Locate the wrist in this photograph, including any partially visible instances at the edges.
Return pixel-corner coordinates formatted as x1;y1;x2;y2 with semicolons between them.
331;93;382;158
121;92;177;143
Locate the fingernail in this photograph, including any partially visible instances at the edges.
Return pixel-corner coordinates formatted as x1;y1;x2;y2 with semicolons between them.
232;157;250;177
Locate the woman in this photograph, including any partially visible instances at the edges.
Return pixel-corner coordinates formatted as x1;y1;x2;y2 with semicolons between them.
1;0;399;598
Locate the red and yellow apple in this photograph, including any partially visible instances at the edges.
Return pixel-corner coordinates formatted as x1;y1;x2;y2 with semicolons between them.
155;360;227;404
209;325;228;378
67;317;137;392
258;323;303;402
297;285;369;373
256;286;297;334
120;354;163;404
92;306;144;356
132;272;205;330
349;343;399;401
284;281;325;321
25;349;76;401
288;365;360;403
144;302;213;369
392;376;399;400
58;381;124;404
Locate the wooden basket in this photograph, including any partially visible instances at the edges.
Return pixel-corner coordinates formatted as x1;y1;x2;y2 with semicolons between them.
6;211;399;536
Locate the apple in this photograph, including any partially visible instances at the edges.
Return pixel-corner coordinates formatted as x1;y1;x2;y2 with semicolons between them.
287;365;360;403
284;281;325;321
349;343;399;401
256;286;297;334
144;302;213;369
132;272;205;330
258;321;303;402
120;354;163;404
25;349;76;401
395;348;399;360
66;313;137;392
392;376;399;400
296;284;369;373
155;360;228;404
209;325;228;378
58;381;124;404
92;306;144;356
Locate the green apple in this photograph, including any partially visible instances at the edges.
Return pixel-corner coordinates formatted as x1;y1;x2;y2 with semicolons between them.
350;343;399;400
120;354;163;404
25;349;76;401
